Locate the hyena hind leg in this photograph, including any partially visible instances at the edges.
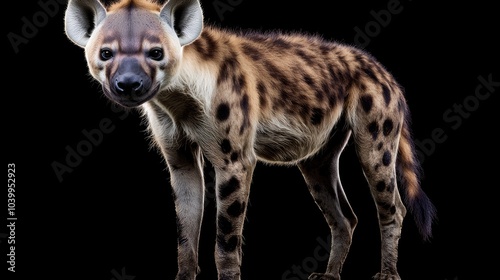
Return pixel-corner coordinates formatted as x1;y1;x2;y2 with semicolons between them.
298;128;358;280
353;123;407;279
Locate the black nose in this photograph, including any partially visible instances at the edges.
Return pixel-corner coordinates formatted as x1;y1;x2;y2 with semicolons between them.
114;74;144;95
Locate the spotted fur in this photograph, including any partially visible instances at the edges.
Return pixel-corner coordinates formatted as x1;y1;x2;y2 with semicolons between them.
64;0;437;279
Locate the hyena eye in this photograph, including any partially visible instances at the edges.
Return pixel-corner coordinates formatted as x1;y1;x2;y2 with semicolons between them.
148;48;164;61
100;48;113;61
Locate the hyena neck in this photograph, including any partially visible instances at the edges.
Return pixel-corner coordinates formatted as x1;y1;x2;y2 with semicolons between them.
155;26;229;118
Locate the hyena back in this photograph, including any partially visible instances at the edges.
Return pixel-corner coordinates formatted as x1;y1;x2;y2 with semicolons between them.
64;0;437;279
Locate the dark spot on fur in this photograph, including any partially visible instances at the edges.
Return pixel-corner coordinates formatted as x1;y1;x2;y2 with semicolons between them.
263;60;279;76
216;103;230;121
390;205;396;214
377;200;393;211
193;31;218;60
339;87;348;100
387;178;396;193
303;73;315;87
319;44;334;55
387;183;395;193
337;55;350;72
368;121;379;140
227;201;245;217
241;42;262;60
256;81;268;108
232;74;246;94
239;94;250;134
219;176;240;199
315;91;325;102
220;139;232;154
327;93;337;107
381;219;396;226
383;119;394;136
230;152;239;162
376;181;386;192
218;215;233;234
377;142;383;150
256;79;266;96
382;151;392;166
296;49;315;64
273;37;293;49
299;103;310;118
240;94;249;114
363;67;379;83
382;84;391;106
311;108;324;125
264;60;290;87
280;88;290;99
322;78;332;91
216;234;238;252
360;95;373;112
354;53;364;62
352;70;361;82
327;64;338;83
217;61;230;85
217;54;238;85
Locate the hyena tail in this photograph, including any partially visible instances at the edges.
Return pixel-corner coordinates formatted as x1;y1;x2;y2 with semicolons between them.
397;110;437;241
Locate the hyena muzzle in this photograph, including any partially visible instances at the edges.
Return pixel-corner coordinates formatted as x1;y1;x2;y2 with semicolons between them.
64;0;437;279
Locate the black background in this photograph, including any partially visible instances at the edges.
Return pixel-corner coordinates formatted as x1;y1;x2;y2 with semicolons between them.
3;0;498;279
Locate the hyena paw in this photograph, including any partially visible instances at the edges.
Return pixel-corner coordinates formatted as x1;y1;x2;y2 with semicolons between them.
372;272;401;280
175;274;195;280
308;272;340;280
175;267;200;280
218;272;241;280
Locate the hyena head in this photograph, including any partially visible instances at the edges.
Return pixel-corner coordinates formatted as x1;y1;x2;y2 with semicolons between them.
64;0;203;107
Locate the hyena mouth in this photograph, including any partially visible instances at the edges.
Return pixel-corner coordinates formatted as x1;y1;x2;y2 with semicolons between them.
103;82;160;108
103;57;160;107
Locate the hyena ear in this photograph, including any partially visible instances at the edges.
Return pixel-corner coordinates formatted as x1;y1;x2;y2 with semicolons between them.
160;0;203;46
64;0;107;48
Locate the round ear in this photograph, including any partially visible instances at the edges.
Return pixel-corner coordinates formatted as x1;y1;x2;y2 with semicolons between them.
160;0;204;46
65;0;107;48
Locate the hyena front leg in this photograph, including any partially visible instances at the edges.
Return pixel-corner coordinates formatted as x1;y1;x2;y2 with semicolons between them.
165;142;205;280
213;152;256;280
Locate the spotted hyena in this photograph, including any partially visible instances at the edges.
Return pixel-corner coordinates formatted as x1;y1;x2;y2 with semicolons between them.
64;0;437;279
